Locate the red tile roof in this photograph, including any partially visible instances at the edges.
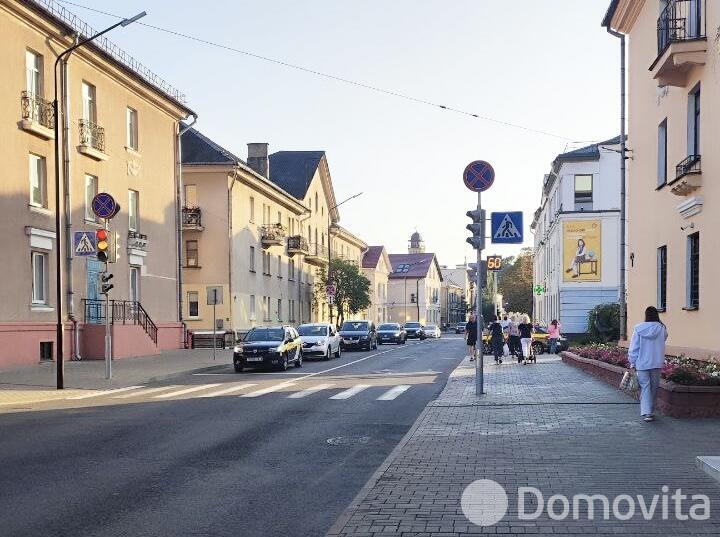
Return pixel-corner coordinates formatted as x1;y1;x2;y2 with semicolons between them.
388;253;438;279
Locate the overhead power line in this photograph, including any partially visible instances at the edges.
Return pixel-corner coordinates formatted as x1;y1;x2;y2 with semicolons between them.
57;0;573;141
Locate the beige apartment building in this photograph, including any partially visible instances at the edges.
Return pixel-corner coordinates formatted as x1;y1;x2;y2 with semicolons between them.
361;246;391;324
0;0;193;367
440;264;470;326
604;0;717;359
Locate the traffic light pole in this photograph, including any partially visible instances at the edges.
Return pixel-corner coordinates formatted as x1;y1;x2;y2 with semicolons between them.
475;191;484;396
104;219;112;380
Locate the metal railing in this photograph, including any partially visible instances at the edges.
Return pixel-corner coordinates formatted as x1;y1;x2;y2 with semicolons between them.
79;119;105;152
287;235;309;254
657;0;706;54
182;206;202;228
128;230;148;250
82;299;158;345
307;243;330;260
21;91;55;129
260;223;287;244
676;154;701;180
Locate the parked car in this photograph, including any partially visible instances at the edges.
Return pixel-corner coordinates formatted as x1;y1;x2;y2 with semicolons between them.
297;323;341;360
338;320;377;351
425;324;441;339
233;326;302;372
403;322;426;340
454;322;467;334
377;323;406;345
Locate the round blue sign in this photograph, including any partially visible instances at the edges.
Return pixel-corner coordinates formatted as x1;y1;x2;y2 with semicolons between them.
463;161;495;193
92;192;118;219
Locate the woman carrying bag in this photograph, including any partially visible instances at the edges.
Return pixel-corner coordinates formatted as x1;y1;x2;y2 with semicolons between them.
627;306;668;422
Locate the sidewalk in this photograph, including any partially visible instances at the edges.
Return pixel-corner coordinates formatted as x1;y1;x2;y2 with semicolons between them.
0;348;229;406
328;355;720;536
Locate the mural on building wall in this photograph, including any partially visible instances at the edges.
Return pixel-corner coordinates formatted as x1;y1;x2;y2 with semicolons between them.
563;220;601;282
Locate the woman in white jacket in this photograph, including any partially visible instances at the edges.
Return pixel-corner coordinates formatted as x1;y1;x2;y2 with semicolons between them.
627;306;668;422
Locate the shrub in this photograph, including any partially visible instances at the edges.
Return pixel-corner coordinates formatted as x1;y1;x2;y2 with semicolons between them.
586;303;621;343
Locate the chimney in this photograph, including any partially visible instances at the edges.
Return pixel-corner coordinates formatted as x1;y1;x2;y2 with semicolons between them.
247;143;269;178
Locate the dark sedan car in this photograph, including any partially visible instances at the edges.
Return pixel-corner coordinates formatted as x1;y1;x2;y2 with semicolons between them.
338;320;377;351
233;326;303;372
403;322;426;340
377;323;406;345
454;322;467;334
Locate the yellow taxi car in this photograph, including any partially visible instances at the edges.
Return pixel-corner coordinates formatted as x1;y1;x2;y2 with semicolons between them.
481;326;567;356
233;325;303;372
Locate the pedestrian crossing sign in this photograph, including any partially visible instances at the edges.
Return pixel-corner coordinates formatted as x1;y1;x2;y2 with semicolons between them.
491;212;523;244
73;231;97;256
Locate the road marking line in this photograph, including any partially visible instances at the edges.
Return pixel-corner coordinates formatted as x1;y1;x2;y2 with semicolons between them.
287;383;334;399
241;382;296;398
196;383;257;398
153;384;221;399
66;386;144;400
329;384;371;400
113;385;181;398
376;385;411;401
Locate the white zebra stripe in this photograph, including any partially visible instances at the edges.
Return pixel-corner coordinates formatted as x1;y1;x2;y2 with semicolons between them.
329;384;371;400
376;385;411;401
153;384;221;399
287;383;334;399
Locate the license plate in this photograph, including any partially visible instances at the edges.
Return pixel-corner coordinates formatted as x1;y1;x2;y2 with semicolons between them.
245;356;263;362
343;339;354;343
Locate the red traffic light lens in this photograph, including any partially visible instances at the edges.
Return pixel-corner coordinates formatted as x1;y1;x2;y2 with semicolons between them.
96;229;108;241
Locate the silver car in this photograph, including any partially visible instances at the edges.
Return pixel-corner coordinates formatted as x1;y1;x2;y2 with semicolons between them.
297;323;342;360
425;324;441;339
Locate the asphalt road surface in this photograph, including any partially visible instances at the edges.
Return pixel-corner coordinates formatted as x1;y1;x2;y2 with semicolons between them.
0;336;466;537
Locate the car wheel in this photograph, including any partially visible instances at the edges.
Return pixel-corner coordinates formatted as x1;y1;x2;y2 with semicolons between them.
295;349;303;368
532;342;545;356
324;347;331;361
234;362;243;373
278;353;289;371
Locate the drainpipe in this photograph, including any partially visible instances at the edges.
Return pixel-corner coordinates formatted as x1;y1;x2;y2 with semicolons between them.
176;113;197;347
607;26;628;341
228;168;240;333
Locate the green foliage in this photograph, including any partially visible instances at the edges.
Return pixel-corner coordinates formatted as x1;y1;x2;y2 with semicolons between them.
497;248;534;315
313;259;371;326
586;303;621;343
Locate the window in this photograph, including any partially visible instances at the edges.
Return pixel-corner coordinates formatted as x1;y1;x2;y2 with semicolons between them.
126;107;138;150
188;291;199;318
263;296;270;321
262;204;270;225
657;119;667;187
657;246;667;311
315;193;318;211
31;251;48;304
129;267;140;302
29;154;46;208
81;82;96;122
26;50;43;96
262;251;271;275
277;211;282;225
249;295;256;320
686;232;699;309
394;264;411;274
249;196;255;222
128;190;139;231
288;259;295;281
186;240;199;267
277;299;282;321
249;246;256;272
184;184;197;207
574;175;593;211
85;175;98;221
688;84;700;156
277;255;282;277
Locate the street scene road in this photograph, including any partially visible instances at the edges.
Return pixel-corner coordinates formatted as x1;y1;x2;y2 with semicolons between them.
0;338;465;537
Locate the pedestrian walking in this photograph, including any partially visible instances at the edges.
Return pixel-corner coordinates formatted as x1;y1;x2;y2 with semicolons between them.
500;315;510;332
465;313;478;362
508;314;522;362
628;306;668;422
489;316;504;365
548;319;561;354
519;314;534;365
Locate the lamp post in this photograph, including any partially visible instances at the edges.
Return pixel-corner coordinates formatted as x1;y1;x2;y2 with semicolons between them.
327;191;363;326
52;11;147;389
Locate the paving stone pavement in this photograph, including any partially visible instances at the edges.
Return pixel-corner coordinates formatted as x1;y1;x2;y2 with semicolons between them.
327;354;720;536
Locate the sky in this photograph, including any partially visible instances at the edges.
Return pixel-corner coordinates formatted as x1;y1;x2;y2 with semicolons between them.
58;0;619;266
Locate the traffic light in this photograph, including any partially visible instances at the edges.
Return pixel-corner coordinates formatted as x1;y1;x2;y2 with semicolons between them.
466;209;486;250
96;229;109;262
101;273;114;294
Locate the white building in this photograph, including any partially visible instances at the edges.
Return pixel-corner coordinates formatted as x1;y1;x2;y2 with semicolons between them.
531;137;623;334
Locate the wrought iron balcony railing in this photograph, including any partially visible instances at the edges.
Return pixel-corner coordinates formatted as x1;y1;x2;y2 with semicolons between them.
79;119;106;152
182;206;202;228
307;243;329;261
128;230;148;251
676;154;701;180
287;235;309;255
260;223;286;246
657;0;705;54
21;91;55;129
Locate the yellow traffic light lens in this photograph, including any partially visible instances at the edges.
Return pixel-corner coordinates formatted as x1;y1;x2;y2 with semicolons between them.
97;240;108;250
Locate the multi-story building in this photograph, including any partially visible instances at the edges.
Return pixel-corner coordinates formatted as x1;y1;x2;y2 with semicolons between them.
361;246;391;324
531;137;623;334
0;0;193;367
603;0;717;359
440;264;470;326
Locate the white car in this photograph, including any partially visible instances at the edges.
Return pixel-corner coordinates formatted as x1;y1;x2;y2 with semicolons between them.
424;324;441;339
297;323;342;360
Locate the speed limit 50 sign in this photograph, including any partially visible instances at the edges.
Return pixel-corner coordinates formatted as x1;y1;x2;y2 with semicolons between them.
486;256;503;271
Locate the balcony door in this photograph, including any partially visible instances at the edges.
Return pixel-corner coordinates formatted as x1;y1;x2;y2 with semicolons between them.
86;259;102;324
81;82;96;123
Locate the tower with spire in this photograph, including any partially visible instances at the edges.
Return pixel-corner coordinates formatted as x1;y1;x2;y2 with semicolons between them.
408;230;425;254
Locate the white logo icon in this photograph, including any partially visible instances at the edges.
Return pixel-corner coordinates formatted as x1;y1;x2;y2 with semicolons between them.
461;479;509;526
75;233;95;254
494;214;522;240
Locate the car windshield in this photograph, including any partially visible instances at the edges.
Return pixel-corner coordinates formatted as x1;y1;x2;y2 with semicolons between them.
426;325;438;330
378;324;399;330
341;322;369;331
405;322;421;328
245;328;284;342
298;325;327;336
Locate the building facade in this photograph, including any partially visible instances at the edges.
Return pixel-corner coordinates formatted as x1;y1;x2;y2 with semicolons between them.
440;264;470;326
361;246;391;324
531;138;623;333
604;0;718;359
0;0;192;367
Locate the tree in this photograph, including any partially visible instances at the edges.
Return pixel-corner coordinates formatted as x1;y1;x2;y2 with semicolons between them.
497;248;534;316
313;259;371;327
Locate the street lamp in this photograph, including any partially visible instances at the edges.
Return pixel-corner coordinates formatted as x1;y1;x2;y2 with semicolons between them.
52;11;147;389
327;192;363;326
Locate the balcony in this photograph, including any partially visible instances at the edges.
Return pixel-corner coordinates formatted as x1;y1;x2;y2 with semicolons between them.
651;0;706;87
182;206;203;231
20;91;55;139
259;223;286;248
127;230;148;251
305;243;329;267
670;155;702;196
78;119;108;161
286;235;309;257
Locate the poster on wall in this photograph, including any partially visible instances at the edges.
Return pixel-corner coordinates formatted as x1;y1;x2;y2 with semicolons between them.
563;220;602;282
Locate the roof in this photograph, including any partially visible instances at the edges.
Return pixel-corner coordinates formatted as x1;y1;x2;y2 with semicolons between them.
388;253;439;279
553;135;624;168
362;246;384;269
602;0;620;28
182;128;243;165
268;151;325;199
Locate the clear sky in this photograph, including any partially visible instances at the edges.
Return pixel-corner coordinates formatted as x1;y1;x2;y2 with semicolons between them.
62;0;619;266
